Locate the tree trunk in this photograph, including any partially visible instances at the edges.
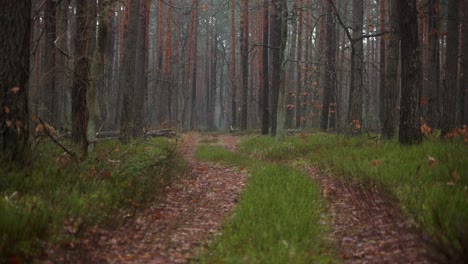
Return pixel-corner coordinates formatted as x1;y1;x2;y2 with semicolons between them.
240;0;249;130
119;0;140;143
295;0;303;129
0;1;31;162
270;0;281;136
72;0;90;155
348;0;364;133
399;0;422;144
190;0;199;130
43;1;58;126
463;0;468;125
379;0;386;124
321;0;337;131
261;0;270;135
231;0;237;128
427;0;440;128
441;0;460;137
275;0;288;139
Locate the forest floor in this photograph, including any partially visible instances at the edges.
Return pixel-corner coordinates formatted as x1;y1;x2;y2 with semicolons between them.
45;133;432;263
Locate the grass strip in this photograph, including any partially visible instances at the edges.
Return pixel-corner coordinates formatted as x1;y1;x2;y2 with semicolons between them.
195;145;337;264
241;134;468;259
0;137;185;259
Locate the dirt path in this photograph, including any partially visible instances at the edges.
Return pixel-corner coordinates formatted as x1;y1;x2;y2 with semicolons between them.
308;167;433;263
45;133;433;263
47;133;247;263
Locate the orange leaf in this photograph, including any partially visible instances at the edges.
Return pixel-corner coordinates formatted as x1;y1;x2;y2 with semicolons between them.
4;106;10;114
36;123;44;133
370;159;382;167
10;87;20;94
428;156;437;167
33;114;39;122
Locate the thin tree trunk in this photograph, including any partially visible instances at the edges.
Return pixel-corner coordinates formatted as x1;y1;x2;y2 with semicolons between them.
240;0;249;130
231;0;237;128
261;0;270;135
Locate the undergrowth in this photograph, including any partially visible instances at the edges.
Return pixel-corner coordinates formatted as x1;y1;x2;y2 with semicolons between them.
0;137;185;260
240;133;468;262
195;145;337;264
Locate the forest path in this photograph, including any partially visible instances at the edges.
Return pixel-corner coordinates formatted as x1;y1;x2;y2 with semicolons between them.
75;133;248;263
308;167;433;263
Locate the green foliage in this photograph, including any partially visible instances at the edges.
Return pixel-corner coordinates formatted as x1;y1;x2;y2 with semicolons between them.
0;137;185;258
196;145;337;263
241;134;468;259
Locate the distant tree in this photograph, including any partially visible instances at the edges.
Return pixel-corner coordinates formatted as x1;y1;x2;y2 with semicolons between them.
0;1;31;162
462;0;468;125
440;0;460;137
399;0;422;144
189;0;199;130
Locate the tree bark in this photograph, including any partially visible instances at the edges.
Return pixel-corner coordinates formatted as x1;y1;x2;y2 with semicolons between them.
0;0;31;162
270;0;281;136
261;0;270;135
441;0;460;137
382;0;400;140
399;0;422;144
427;0;440;128
348;0;364;133
275;0;288;139
119;0;140;143
72;0;90;154
240;0;249;130
321;0;337;131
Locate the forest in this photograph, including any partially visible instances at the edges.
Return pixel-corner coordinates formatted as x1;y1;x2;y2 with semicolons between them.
0;0;467;263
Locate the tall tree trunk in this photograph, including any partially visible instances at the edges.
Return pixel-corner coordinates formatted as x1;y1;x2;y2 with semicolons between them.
382;0;400;139
164;0;173;126
295;0;304;129
231;0;237;128
348;0;364;133
43;1;57;126
72;0;90;155
378;0;386;124
426;0;441;128
133;0;147;137
270;0;281;136
0;1;31;162
240;0;249;130
190;0;199;130
463;0;468;125
399;0;422;144
261;0;270;135
322;0;337;131
441;0;460;137
275;0;288;139
119;0;140;143
87;0;99;149
55;0;69;128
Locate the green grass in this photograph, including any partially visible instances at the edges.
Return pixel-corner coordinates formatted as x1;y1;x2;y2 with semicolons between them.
240;134;468;259
0;137;185;259
195;145;337;264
